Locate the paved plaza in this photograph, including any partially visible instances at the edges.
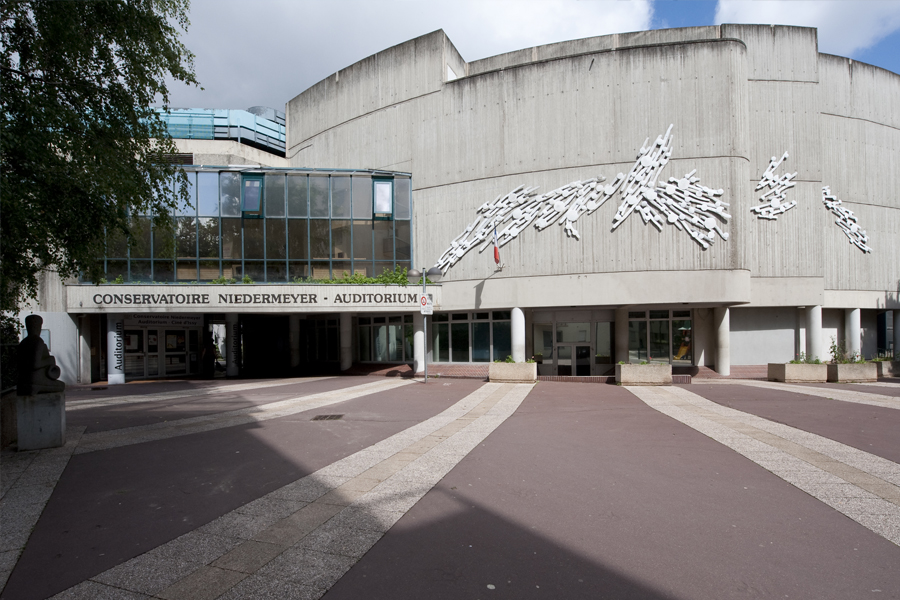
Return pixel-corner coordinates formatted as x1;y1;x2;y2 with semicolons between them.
2;375;900;599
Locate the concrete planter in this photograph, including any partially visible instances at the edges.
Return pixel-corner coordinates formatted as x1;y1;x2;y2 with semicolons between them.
489;362;537;383
16;392;66;451
615;363;672;386
826;363;877;383
874;361;899;378
768;363;827;383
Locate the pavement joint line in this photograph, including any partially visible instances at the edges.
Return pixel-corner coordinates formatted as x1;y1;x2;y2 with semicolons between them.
73;378;414;455
50;382;533;600
65;377;334;411
693;379;900;410
0;426;87;591
628;385;900;547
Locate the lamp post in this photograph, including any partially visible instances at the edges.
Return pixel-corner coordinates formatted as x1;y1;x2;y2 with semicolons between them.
407;266;443;382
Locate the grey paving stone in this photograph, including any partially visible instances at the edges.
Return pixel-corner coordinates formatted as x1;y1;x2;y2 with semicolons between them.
92;554;203;595
197;510;284;540
212;540;284;573
328;506;404;533
855;513;900;545
257;547;355;590
353;480;433;513
295;523;383;558
49;580;152;599
270;475;348;503
145;531;244;564
156;565;247;600
235;495;308;520
826;497;900;517
216;572;321;600
797;482;879;501
0;523;32;553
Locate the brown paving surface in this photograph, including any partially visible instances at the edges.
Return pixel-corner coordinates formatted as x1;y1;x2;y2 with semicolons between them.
64;378;248;400
686;383;900;464
67;377;363;433
3;378;482;600
326;382;900;600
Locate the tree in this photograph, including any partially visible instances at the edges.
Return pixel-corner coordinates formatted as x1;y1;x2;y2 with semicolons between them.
0;0;199;317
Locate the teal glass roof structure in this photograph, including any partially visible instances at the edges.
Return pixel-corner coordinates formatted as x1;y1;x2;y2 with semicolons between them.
157;107;286;156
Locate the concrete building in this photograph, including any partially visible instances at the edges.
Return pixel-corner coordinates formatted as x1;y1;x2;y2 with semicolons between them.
18;24;900;384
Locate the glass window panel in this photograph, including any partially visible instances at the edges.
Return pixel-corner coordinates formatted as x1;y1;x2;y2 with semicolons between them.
432;323;449;363
628;321;647;363
309;176;329;218
556;322;589;343
176;217;197;259
199;260;219;281
310;220;330;260
165;330;186;353
265;174;285;217
373;317;386;324
152;223;174;259
492;321;511;361
452;313;468;321
433;313;449;322
374;221;393;261
395;260;410;275
176;260;197;281
650;310;669;320
388;316;402;323
242;178;262;213
474;312;490;320
311;261;330;280
673;310;691;318
222;261;241;280
197;172;219;216
288;220;309;260
198;218;219;259
266;261;287;282
106;260;127;281
289;262;308;281
244;220;264;260
673;320;692;365
352;176;372;219
359;318;371;325
352;220;373;260
394;178;411;219
628;311;646;319
374;262;393;278
395;221;410;261
244;262;264;282
404;323;413;360
124;330;144;354
331;221;351;260
154;260;174;282
131;261;152;282
332;261;351;279
176;172;196;216
266;219;286;260
353;262;374;277
492;311;511;320
374;325;388;362
649;320;670;364
220;172;241;217
451;323;469;362
359;326;371;361
533;323;553;367
472;322;490;362
389;324;403;361
332;177;351;218
129;217;152;258
287;175;308;217
374;180;392;216
221;218;242;259
595;322;613;364
107;227;128;258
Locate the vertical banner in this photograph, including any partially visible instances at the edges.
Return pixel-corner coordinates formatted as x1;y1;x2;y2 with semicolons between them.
107;314;125;384
225;313;240;377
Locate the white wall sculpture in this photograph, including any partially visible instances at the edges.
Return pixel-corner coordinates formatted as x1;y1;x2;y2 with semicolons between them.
435;125;731;273
750;152;797;220
822;186;872;253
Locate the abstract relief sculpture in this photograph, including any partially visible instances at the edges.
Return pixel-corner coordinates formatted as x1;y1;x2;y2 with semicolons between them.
750;152;797;220
822;186;872;253
435;125;730;273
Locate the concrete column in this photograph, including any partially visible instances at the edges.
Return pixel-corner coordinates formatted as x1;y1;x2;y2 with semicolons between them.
225;313;240;377
511;307;526;363
615;308;629;363
893;310;899;359
413;312;425;374
340;312;353;371
106;314;125;385
714;307;730;377
77;316;91;384
806;305;824;362
845;308;861;358
289;315;301;370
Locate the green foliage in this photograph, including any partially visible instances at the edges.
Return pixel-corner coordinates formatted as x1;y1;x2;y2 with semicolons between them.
113;275;124;284
209;276;236;285
789;352;822;364
505;355;515;363
0;0;198;314
298;266;411;286
241;274;254;284
829;337;865;364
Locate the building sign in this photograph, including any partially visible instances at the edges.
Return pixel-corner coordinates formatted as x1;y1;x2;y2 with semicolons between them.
67;284;441;314
124;314;204;328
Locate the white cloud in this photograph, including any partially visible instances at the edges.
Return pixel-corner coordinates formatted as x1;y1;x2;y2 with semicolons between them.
714;0;900;56
167;0;652;110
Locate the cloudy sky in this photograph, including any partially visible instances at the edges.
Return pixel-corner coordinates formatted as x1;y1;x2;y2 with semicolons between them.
166;0;900;112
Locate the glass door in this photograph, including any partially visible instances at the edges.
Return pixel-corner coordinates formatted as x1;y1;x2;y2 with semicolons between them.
575;345;591;376
557;345;573;376
124;329;145;378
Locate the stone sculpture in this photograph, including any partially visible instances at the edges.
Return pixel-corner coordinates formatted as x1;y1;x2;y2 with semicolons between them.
822;186;872;253
17;315;66;396
435;125;731;273
751;152;798;220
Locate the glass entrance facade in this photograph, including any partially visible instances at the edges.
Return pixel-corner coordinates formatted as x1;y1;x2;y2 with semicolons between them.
627;310;692;365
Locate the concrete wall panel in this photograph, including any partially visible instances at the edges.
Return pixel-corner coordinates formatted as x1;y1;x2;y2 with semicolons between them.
730;306;797;364
719;24;818;82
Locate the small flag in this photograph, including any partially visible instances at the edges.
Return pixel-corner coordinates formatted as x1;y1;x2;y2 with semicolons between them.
493;225;500;265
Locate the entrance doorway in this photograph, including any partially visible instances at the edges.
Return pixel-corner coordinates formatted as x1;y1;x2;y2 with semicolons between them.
556;344;592;376
123;327;197;378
